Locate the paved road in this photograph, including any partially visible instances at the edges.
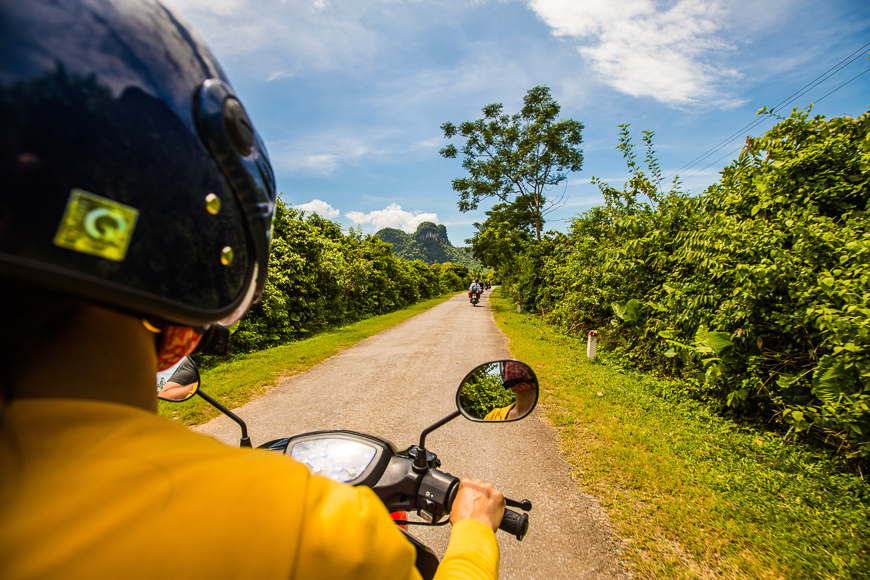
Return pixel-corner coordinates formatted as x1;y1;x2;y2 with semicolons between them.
194;291;630;579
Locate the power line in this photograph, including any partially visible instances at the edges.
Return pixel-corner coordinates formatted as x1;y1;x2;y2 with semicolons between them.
774;46;870;110
681;146;742;183
667;113;768;180
669;44;870;179
663;41;870;183
680;64;870;184
669;45;869;179
815;67;870;104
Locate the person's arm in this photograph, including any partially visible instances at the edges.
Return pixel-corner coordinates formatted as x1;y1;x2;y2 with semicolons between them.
294;476;501;580
157;380;196;401
434;520;499;580
434;478;502;580
484;403;515;421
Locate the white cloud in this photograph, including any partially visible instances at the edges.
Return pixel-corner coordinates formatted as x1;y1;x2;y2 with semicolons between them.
266;69;297;82
269;119;448;175
527;0;742;107
296;199;340;218
345;203;439;232
411;137;442;150
169;0;382;79
170;0;246;16
270;131;385;174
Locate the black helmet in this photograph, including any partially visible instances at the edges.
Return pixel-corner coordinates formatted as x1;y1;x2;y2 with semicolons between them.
0;0;276;328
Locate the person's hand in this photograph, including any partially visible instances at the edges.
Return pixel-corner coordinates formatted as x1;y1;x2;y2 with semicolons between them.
449;478;505;533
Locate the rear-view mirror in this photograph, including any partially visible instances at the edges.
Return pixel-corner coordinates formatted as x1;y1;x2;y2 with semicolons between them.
157;356;201;402
456;360;538;422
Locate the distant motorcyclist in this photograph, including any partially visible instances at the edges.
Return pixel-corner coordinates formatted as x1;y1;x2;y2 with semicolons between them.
468;279;482;302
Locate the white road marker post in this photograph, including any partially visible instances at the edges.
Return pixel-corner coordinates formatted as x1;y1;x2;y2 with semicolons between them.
587;330;599;361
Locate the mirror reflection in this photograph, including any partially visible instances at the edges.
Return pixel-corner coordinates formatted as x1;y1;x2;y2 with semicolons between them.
156;356;200;402
457;360;538;422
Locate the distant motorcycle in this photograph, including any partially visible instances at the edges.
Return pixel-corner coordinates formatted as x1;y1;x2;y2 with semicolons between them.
469;285;482;305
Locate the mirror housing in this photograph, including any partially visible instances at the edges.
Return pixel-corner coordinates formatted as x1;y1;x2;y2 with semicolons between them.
456;360;538;422
157;356;201;402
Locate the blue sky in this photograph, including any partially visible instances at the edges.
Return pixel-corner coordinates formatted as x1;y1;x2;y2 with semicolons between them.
172;0;870;246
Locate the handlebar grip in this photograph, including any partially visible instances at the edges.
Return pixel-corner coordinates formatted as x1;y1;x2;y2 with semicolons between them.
499;508;529;541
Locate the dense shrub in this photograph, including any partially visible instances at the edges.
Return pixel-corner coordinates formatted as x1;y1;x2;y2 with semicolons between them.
530;110;870;460
458;363;515;419
669;109;870;457
229;200;461;355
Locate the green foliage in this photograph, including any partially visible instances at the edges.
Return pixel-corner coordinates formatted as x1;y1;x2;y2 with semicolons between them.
226;200;451;356
529;108;870;461
441;85;583;241
458;363;515;419
463;201;570;316
490;288;870;579
539;125;691;340
612;299;642;325
437;262;475;292
467;202;535;270
671;107;870;457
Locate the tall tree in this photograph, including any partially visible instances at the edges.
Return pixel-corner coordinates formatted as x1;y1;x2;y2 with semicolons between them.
468;201;535;270
440;86;584;241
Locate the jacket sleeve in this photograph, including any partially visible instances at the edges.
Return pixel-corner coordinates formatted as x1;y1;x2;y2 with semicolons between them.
434;519;500;580
291;474;499;580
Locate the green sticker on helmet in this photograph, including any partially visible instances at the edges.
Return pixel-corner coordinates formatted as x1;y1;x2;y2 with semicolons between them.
54;189;139;261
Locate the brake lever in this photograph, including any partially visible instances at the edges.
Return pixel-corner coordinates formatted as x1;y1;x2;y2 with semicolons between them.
505;497;532;512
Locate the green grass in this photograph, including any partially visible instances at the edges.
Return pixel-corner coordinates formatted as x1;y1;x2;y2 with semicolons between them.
159;293;459;426
489;289;870;580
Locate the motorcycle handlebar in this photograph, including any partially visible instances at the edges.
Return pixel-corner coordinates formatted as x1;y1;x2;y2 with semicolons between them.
444;479;529;541
499;508;529;541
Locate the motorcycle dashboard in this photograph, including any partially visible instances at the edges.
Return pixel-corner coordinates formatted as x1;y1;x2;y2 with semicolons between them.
283;431;393;487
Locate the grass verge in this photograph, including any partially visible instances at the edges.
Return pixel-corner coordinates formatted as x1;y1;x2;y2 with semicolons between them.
490;289;870;580
159;293;458;426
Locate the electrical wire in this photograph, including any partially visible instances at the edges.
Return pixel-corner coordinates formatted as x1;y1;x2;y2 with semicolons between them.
680;64;870;184
663;41;870;183
815;67;870;104
680;42;870;172
680;146;743;183
669;46;869;179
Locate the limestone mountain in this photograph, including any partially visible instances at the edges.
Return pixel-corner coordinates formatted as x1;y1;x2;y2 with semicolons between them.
375;222;482;269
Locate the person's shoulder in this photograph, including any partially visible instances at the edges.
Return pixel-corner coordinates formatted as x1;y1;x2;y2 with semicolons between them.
108;407;312;480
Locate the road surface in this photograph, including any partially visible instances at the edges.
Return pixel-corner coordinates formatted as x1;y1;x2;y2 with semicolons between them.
194;291;631;579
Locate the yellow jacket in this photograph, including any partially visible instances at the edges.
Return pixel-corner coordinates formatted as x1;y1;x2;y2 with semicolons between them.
484;403;515;422
0;399;499;579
